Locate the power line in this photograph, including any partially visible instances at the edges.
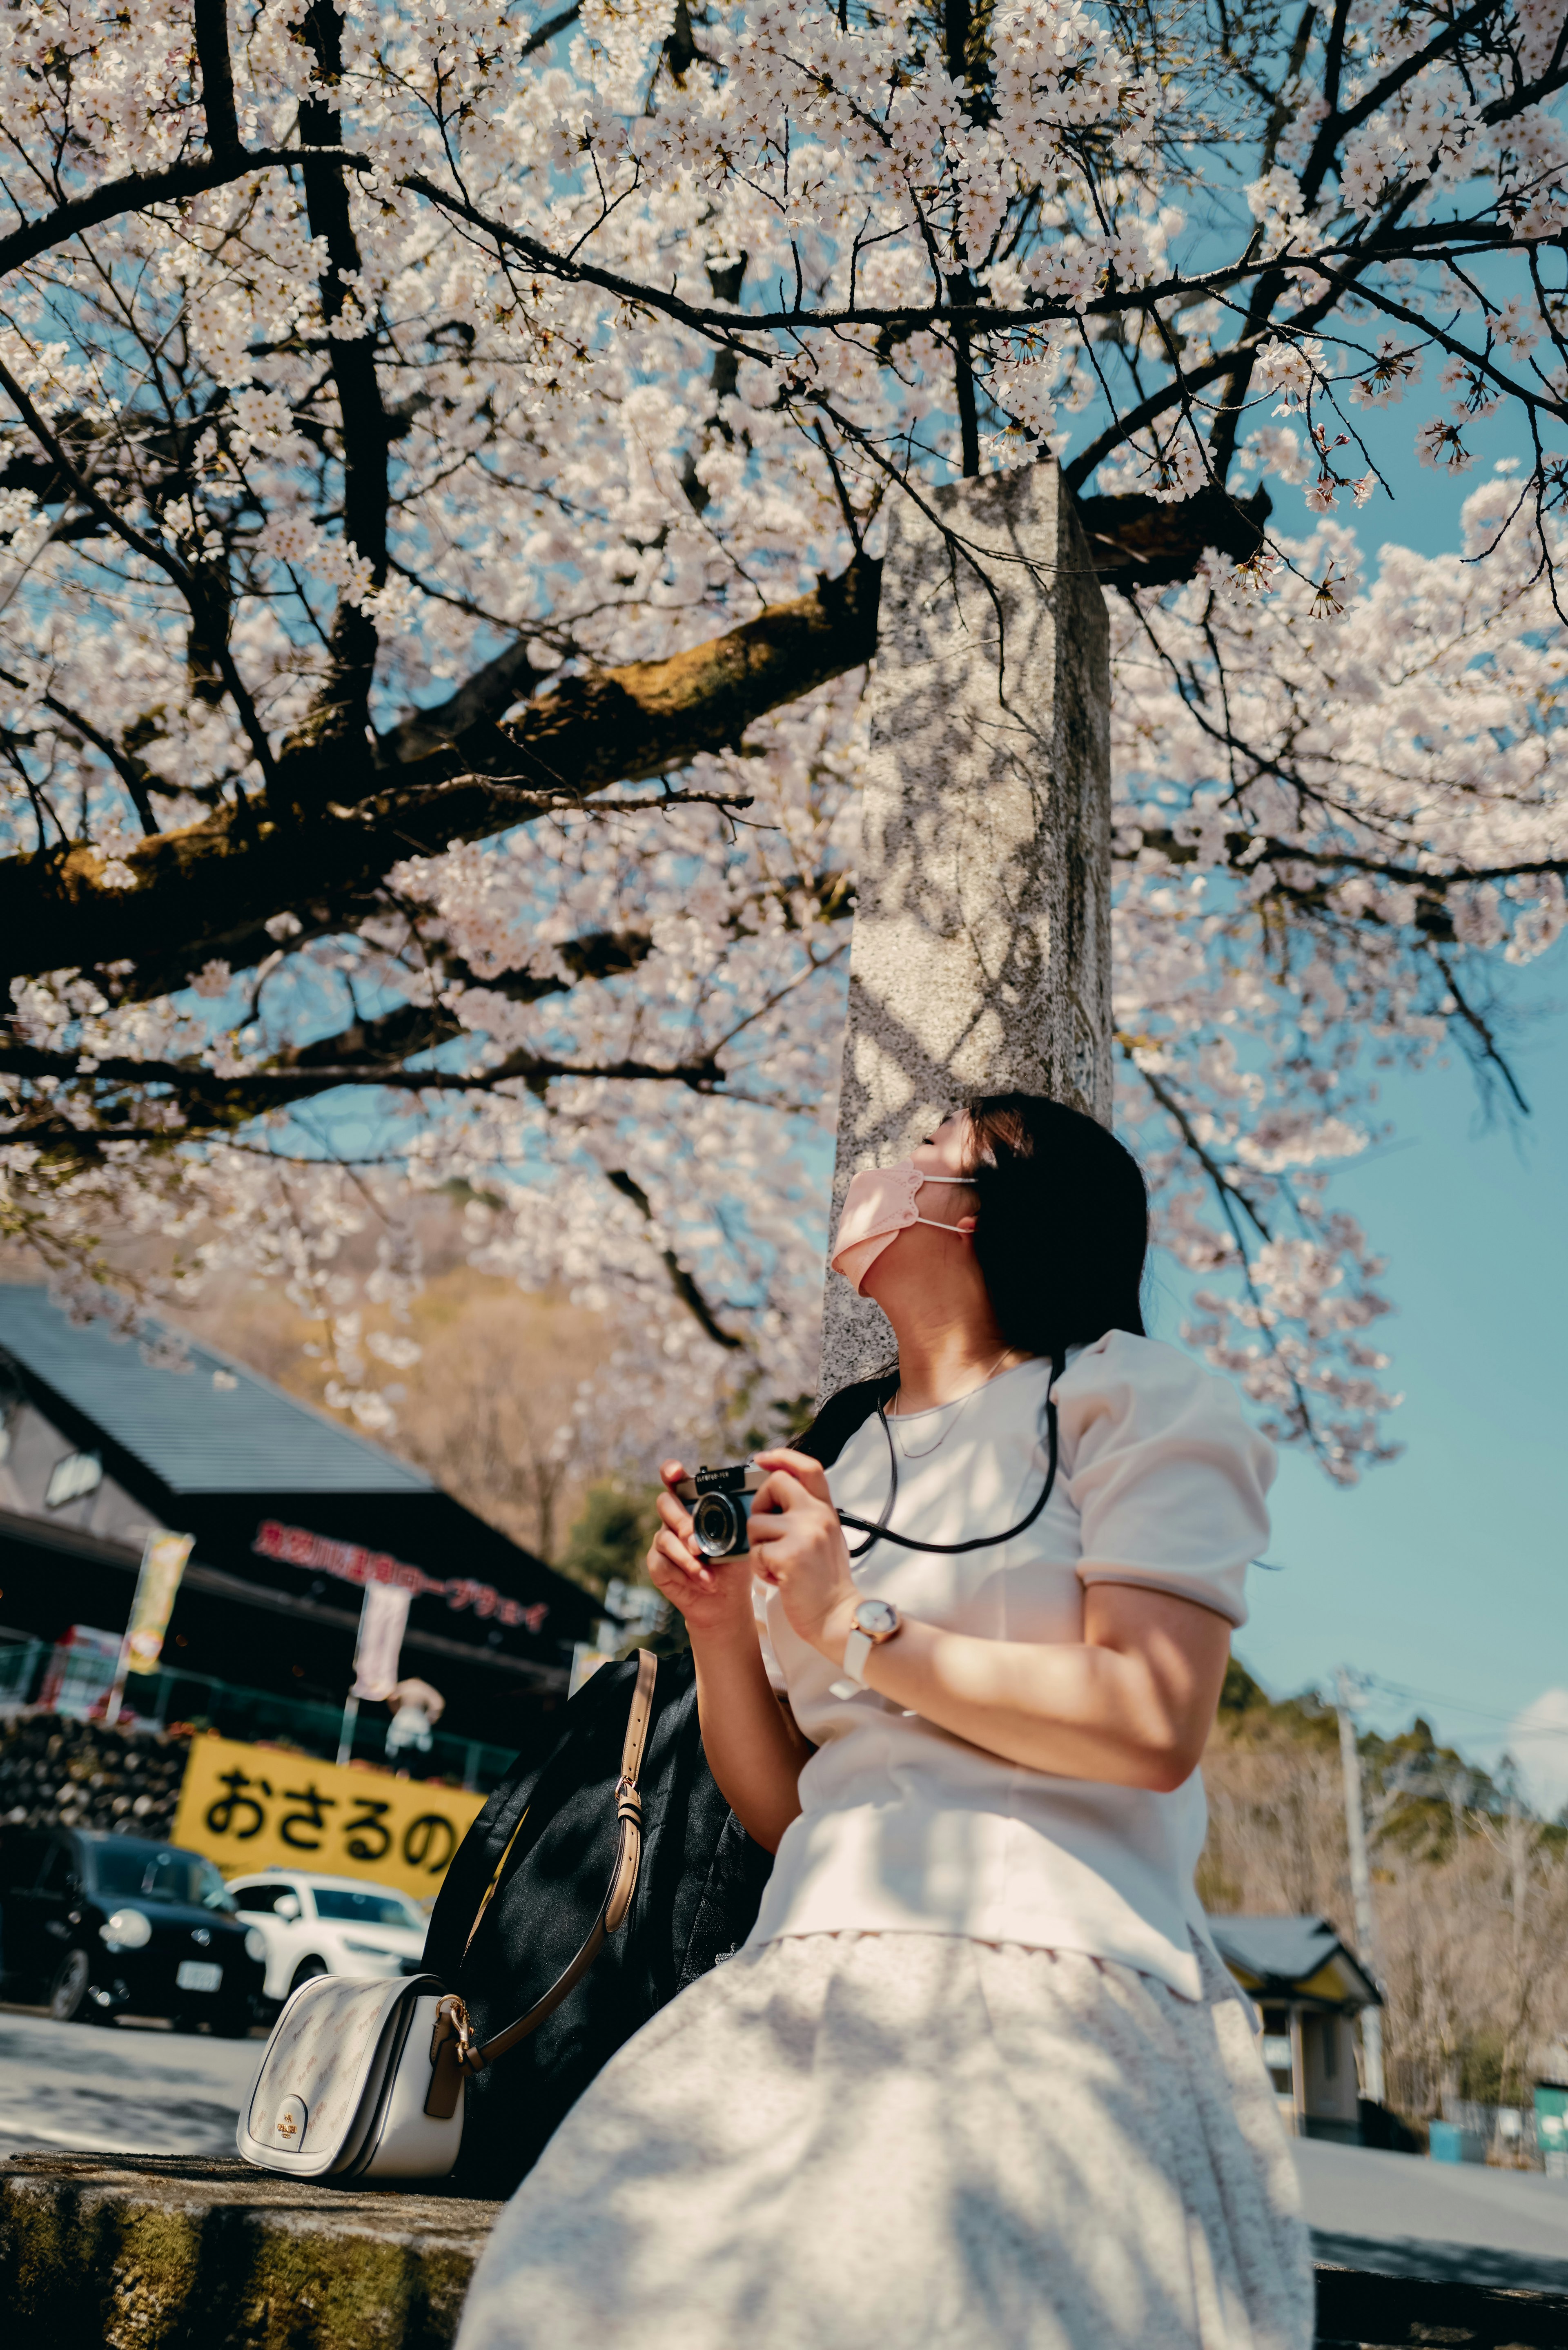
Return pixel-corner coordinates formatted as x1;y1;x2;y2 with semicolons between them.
1354;1671;1568;1741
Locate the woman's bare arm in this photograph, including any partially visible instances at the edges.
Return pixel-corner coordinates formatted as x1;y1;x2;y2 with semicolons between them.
849;1582;1229;1790
689;1619;813;1851
747;1449;1231;1792
645;1462;813;1851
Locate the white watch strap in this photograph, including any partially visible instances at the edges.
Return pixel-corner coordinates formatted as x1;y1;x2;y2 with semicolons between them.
829;1624;875;1701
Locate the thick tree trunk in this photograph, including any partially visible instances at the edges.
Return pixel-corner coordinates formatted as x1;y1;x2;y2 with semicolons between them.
818;461;1113;1399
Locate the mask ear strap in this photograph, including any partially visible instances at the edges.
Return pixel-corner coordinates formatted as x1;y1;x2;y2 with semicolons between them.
911;1172;978;1236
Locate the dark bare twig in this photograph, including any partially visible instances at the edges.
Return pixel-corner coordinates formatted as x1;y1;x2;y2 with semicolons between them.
604;1166;745;1349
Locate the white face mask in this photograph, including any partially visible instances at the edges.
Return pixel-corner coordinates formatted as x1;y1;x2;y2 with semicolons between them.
829;1159;975;1295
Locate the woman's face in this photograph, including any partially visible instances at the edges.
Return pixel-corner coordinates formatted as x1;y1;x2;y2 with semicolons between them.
908;1110;977;1218
858;1111;983;1313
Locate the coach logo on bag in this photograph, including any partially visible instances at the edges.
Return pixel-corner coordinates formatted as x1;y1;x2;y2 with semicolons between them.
273;2095;307;2147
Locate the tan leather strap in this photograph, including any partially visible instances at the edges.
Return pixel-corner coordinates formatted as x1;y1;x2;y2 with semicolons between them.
459;1646;660;1965
425;1650;657;2116
471;1648;657;2067
475;1645;655;2066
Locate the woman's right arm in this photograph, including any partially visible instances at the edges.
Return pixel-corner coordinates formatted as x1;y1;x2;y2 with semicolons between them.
647;1463;812;1852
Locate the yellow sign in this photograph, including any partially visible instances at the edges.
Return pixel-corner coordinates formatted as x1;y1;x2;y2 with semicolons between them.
172;1733;487;1903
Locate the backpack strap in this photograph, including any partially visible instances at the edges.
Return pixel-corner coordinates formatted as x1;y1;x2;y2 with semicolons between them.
425;1650;657;2116
795;1372;897;1469
421;1683;601;1981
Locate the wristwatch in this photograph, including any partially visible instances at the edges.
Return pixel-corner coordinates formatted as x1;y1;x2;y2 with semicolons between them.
829;1597;903;1700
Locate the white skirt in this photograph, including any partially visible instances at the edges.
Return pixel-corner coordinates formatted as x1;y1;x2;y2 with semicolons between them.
456;1931;1314;2350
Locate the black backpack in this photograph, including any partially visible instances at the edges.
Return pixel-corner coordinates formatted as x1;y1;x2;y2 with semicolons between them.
423;1392;891;2196
423;1645;774;2196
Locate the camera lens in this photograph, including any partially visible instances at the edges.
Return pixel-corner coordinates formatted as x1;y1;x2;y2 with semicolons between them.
690;1491;743;1558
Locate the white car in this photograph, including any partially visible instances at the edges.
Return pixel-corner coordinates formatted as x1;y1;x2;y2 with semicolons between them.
227;1871;429;2002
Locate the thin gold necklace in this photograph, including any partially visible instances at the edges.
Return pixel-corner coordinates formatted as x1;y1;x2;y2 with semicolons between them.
891;1346;1019;1460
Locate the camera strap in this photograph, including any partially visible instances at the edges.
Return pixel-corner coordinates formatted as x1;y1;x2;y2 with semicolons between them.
836;1351;1063;1561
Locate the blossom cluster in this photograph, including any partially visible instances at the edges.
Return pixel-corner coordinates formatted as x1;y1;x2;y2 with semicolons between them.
0;0;1566;1481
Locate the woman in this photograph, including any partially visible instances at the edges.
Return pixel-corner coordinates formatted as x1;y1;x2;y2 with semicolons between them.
457;1095;1313;2350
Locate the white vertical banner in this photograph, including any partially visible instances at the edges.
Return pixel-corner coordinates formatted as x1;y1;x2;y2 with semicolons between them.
353;1581;412;1700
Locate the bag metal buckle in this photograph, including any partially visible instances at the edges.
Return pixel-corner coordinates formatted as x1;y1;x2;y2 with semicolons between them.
431;1990;482;2069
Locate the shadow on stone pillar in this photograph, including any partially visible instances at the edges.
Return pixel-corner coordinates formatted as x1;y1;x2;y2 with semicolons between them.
819;461;1111;1401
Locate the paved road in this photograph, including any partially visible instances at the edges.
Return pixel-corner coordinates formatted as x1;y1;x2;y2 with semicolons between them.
2;2009;1566;2296
1294;2139;1568;2292
0;2003;265;2159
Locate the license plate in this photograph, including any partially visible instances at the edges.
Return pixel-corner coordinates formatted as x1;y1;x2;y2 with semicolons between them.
176;1960;223;1993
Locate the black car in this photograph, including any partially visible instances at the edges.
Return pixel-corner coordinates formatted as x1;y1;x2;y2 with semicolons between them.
0;1826;267;2034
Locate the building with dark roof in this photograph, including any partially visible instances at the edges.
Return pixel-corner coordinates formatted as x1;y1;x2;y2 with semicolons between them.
1209;1914;1381;2145
0;1285;596;1744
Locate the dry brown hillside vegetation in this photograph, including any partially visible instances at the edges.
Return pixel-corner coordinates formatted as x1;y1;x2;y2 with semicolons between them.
155;1193;649;1588
1203;1663;1568;2121
180;1261;611;1567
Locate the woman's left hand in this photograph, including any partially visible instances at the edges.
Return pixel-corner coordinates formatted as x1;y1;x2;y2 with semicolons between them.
746;1448;859;1661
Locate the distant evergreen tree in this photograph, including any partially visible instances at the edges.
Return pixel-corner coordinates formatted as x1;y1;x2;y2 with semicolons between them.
562;1482;661;1601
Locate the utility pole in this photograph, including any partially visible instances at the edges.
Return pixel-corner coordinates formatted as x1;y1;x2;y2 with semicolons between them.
1336;1666;1386;2107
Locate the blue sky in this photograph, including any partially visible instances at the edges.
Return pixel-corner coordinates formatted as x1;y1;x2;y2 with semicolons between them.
1130;361;1568;1808
1145;982;1568;1807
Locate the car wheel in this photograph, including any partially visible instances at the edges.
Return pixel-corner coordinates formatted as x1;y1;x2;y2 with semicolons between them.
288;1955;328;1994
48;1948;98;2024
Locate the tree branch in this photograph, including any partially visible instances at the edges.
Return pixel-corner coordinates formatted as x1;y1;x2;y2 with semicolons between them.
1129;827;1566;913
0;1038;727;1127
193;0;242;157
0;147;364;285
1078;486;1272;591
0;556;883;984
0;358;281;792
521;3;581;57
271;923;662;1070
378;637;551;765
603;1168;745;1348
282;1;391;803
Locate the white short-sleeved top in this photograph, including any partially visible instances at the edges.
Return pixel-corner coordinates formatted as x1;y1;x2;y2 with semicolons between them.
746;1333;1275;2001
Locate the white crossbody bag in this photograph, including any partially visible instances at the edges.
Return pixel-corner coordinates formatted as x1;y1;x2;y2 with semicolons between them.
236;1651;656;2181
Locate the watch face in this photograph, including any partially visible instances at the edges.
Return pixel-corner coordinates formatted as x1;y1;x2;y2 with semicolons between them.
854;1599;899;1639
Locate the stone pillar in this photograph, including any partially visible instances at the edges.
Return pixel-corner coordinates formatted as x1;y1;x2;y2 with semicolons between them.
819;461;1111;1400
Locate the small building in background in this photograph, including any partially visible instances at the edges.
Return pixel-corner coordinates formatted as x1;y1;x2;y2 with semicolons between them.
1209;1914;1381;2146
0;1284;595;1754
1533;2041;1568;2178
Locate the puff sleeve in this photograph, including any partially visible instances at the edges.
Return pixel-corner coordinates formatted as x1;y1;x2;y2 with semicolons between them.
1056;1332;1274;1628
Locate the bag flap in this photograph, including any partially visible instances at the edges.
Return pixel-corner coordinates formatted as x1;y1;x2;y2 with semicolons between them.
244;1974;425;2173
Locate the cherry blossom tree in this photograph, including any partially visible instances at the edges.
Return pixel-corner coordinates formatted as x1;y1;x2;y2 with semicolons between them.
1;0;1566;1483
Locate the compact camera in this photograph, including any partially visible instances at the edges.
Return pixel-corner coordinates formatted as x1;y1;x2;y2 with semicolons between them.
674;1463;767;1559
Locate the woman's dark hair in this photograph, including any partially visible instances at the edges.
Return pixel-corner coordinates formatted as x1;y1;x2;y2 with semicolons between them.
963;1093;1148;1358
